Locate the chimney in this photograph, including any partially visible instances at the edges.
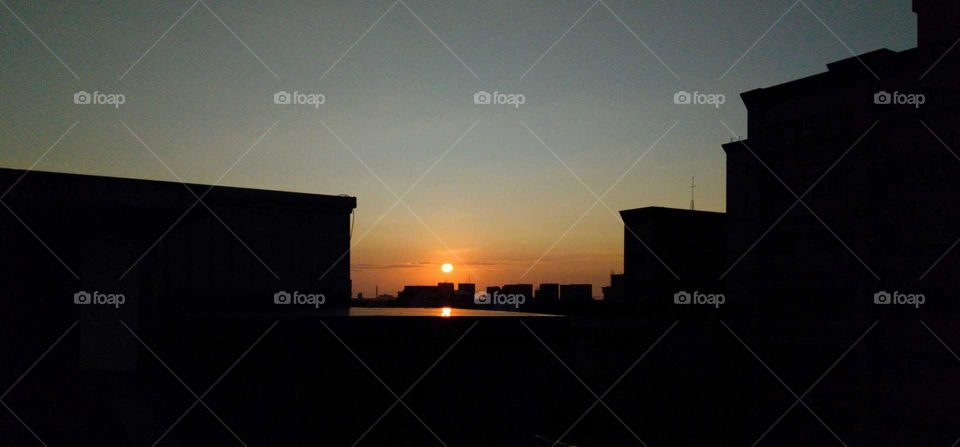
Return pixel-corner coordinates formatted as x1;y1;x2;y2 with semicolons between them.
914;0;960;48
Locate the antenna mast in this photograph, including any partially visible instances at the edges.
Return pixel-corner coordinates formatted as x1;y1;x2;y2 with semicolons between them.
690;176;696;210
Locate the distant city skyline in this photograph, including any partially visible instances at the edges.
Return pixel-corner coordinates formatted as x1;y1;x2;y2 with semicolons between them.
0;0;917;293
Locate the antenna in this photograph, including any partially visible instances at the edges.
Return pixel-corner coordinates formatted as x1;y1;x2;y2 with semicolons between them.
690;176;696;211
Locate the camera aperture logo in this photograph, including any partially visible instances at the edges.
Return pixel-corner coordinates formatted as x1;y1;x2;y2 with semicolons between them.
473;91;525;109
74;290;125;308
874;91;925;108
274;290;326;308
874;290;925;308
273;90;325;109
673;91;725;109
73;91;125;109
673;290;724;308
474;291;525;308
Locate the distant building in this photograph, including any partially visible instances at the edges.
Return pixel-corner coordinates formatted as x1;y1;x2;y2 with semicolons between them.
457;283;476;296
397;285;438;307
601;274;624;302
619;207;725;306
454;283;476;307
498;284;533;310
437;282;455;301
500;284;533;301
560;284;593;304
535;283;559;305
397;282;468;307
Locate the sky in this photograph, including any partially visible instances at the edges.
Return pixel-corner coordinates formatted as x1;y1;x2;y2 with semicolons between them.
0;0;917;295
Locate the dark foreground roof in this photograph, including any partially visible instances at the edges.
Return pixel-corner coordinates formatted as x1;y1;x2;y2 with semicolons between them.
0;167;357;211
620;206;725;220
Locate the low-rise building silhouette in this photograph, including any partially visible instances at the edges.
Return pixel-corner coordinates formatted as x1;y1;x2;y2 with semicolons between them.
0;168;356;370
535;283;560;305
560;284;593;304
618;207;725;307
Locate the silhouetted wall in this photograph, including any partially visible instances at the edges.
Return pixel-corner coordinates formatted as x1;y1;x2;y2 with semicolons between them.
914;0;960;48
619;207;726;307
0;168;355;369
722;13;960;309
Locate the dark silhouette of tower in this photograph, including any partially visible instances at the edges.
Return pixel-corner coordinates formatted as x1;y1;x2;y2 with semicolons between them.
913;0;960;48
721;1;960;310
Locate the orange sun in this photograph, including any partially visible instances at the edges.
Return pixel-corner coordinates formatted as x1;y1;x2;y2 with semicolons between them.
441;263;454;273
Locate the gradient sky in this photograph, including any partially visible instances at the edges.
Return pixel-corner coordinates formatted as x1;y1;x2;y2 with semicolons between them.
0;0;917;295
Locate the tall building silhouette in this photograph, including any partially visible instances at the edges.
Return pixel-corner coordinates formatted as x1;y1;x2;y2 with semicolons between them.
720;0;960;308
613;1;959;310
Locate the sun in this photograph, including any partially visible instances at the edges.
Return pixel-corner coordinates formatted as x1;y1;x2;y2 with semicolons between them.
441;263;454;273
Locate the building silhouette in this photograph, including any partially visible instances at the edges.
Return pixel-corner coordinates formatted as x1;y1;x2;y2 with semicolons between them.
0;168;356;370
0;168;356;310
601;273;624;302
559;284;593;304
614;1;959;310
455;282;476;307
720;0;960;309
535;283;560;306
617;207;725;307
498;284;534;310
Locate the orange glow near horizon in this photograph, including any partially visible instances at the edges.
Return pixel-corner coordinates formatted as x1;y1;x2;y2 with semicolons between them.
440;307;452;317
